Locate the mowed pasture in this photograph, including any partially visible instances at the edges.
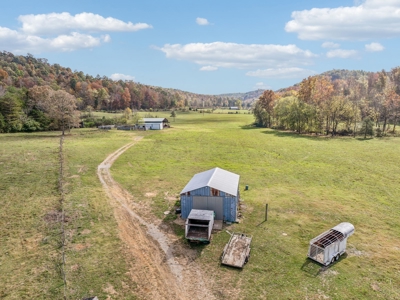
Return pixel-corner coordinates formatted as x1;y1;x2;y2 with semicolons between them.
0;110;399;299
114;110;400;299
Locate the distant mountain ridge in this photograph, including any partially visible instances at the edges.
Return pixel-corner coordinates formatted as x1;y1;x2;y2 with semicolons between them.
218;89;265;101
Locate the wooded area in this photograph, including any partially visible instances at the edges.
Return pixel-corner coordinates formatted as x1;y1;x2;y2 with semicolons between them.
253;69;400;137
0;52;241;133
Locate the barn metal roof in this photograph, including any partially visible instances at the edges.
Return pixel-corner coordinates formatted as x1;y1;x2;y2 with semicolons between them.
180;167;240;196
143;118;168;123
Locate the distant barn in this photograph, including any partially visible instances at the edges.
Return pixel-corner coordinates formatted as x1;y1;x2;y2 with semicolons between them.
180;167;240;222
141;118;169;130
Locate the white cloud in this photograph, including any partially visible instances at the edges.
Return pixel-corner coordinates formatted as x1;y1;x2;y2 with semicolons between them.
365;42;384;52
159;42;316;69
19;12;152;35
0;27;108;53
0;12;150;53
200;66;218;71
110;73;135;81
196;17;210;26
254;82;271;90
322;42;340;49
285;0;400;40
326;49;358;58
246;67;317;79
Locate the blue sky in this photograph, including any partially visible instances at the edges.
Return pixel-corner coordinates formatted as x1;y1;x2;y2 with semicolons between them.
1;0;399;94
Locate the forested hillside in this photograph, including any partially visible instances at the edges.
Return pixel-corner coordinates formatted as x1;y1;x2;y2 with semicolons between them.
0;51;243;132
253;68;400;137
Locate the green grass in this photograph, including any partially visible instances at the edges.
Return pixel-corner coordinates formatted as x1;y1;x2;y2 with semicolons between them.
112;111;400;299
0;129;142;299
1;110;399;299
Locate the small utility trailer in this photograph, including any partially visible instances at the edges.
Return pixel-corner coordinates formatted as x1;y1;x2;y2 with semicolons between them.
308;222;355;266
185;209;214;243
221;233;252;268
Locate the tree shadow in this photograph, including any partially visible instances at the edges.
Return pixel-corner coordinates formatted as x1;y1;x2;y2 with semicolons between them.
0;134;61;141
240;124;261;130
261;130;333;142
240;125;361;142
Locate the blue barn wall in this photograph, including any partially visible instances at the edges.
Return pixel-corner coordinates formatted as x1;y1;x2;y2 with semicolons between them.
180;186;238;222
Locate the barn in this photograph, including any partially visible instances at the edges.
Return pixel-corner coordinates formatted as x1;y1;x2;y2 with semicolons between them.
141;118;169;130
180;167;240;222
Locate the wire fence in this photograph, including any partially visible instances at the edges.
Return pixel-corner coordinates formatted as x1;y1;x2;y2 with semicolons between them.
58;134;67;300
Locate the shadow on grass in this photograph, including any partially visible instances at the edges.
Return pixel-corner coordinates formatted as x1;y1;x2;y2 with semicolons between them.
0;134;61;141
241;125;362;142
301;254;348;277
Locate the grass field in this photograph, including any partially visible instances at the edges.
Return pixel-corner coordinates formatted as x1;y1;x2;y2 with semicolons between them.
1;110;399;299
113;110;400;299
0;129;142;299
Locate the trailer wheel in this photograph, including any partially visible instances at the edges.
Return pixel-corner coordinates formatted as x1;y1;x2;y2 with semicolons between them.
331;257;335;264
335;254;340;261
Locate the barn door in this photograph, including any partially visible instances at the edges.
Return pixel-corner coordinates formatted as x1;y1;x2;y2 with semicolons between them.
192;196;224;220
193;196;208;210
207;197;223;220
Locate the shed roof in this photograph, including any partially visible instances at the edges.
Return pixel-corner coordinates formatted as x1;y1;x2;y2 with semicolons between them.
142;118;168;123
180;167;240;196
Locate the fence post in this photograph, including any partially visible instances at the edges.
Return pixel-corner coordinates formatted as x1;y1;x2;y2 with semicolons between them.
265;204;268;222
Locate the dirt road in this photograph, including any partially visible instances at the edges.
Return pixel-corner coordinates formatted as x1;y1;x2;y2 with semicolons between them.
97;136;216;300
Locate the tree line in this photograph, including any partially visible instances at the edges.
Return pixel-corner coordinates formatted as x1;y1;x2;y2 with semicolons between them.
0;51;240;132
253;68;400;137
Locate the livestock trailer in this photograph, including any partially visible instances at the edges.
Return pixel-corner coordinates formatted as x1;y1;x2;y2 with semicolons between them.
185;209;214;243
308;222;355;266
221;233;252;268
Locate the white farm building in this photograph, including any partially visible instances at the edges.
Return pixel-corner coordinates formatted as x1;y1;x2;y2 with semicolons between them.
141;118;169;130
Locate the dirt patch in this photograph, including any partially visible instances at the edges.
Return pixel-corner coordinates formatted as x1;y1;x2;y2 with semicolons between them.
103;283;118;299
81;229;91;235
145;192;157;198
371;282;380;291
70;264;80;272
73;243;91;251
69;175;80;179
98;136;216;300
347;245;366;257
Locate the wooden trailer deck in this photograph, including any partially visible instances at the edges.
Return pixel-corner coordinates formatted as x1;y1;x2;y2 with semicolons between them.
221;233;252;268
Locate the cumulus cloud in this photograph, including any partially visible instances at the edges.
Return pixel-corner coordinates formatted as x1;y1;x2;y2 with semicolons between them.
200;66;218;71
0;27;109;53
246;67;317;79
159;42;316;69
19;12;152;35
322;42;340;48
365;42;384;52
110;73;135;81
0;12;150;53
196;17;210;26
285;0;400;40
326;49;358;58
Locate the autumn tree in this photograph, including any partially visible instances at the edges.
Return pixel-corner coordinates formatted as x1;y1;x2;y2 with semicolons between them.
46;90;78;135
254;90;277;128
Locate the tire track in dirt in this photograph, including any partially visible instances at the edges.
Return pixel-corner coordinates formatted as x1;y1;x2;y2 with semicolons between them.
97;136;216;300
